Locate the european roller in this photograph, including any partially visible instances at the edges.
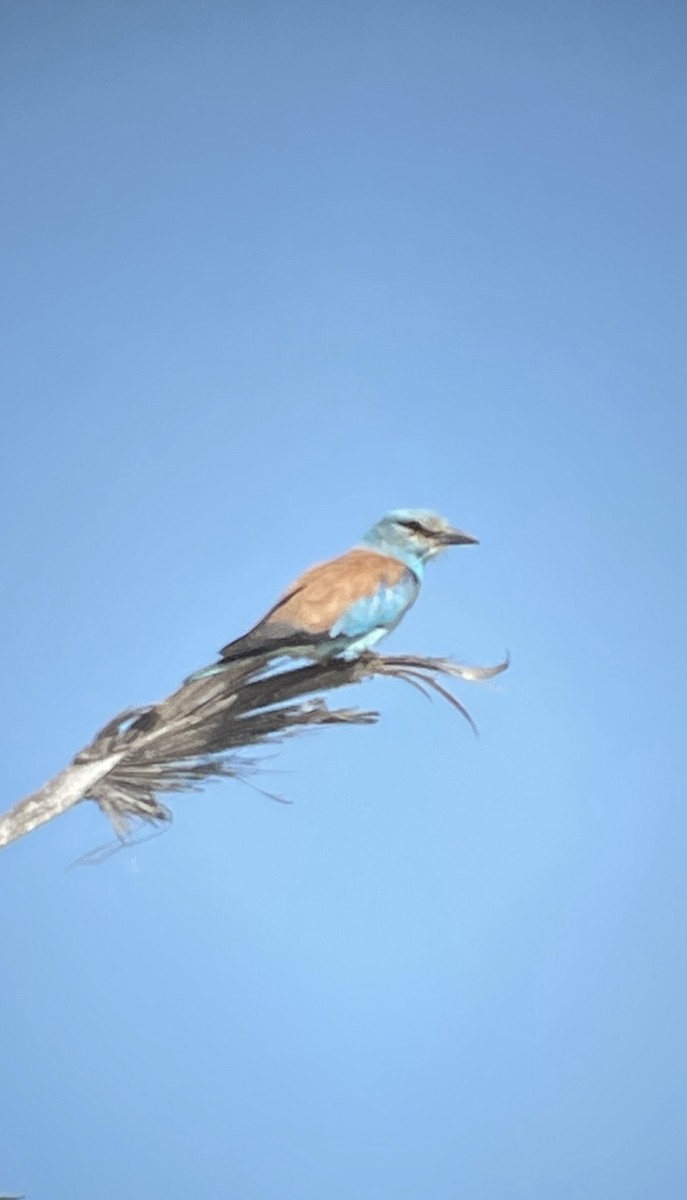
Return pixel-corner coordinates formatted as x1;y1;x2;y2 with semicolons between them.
190;509;477;680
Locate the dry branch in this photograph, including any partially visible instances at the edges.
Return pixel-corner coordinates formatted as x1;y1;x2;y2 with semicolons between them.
0;651;508;852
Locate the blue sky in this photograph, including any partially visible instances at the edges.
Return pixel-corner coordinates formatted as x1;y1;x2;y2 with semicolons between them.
2;3;686;1197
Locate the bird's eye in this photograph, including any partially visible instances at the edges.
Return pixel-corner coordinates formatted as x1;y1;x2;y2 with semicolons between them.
399;519;428;535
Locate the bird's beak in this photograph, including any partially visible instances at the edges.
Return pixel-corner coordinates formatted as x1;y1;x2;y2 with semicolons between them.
441;527;479;546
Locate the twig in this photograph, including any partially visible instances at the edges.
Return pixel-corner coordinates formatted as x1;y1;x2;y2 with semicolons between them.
0;651;509;851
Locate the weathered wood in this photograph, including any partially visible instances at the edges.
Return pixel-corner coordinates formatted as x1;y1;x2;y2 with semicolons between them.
0;652;508;851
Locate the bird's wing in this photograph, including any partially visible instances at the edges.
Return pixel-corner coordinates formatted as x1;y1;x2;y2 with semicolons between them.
263;549;419;640
215;550;417;663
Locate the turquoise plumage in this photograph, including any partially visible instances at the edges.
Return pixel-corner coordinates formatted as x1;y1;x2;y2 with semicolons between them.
188;508;477;678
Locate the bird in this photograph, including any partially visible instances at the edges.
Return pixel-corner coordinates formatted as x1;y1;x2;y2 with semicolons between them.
188;508;478;679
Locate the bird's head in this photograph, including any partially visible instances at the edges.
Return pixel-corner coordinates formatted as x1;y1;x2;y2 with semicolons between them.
361;508;478;568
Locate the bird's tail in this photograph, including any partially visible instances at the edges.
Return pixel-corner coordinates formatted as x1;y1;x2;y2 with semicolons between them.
185;661;243;682
185;625;307;682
